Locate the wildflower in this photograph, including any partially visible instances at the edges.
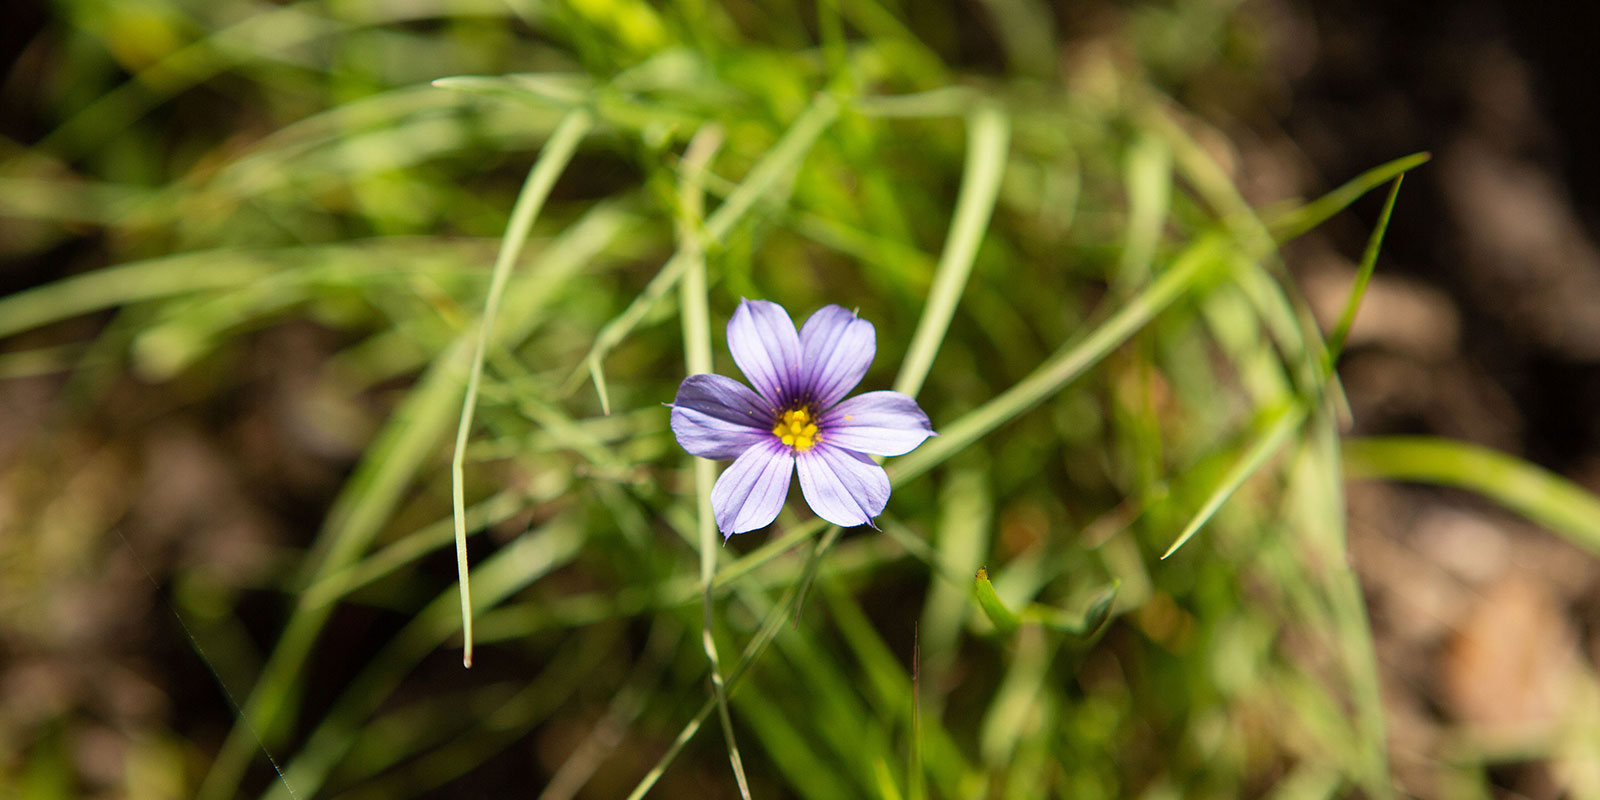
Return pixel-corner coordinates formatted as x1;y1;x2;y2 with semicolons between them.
671;299;936;536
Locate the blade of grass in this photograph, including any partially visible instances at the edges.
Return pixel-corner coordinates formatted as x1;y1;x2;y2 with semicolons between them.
1342;436;1600;557
849;87;977;119
1298;416;1394;797
917;469;991;705
1163;167;1414;559
567;93;840;410
676;124;752;799
266;516;587;799
819;582;975;787
1269;153;1431;243
41;0;520;161
712;519;829;590
339;630;614;800
198;335;473;800
974;568;1021;635
978;626;1056;766
890;234;1224;486
1160;402;1308;559
450;109;592;668
200;188;626;800
1325;174;1406;364
1116;133;1172;292
300;490;530;610
910;625;926;800
623;525;845;800
894;105;1010;399
0;238;515;342
536;621;683;800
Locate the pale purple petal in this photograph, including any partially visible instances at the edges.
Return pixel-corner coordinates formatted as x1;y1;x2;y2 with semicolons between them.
820;391;935;457
795;444;890;528
710;439;794;536
727;299;802;405
799;305;875;409
670;374;776;460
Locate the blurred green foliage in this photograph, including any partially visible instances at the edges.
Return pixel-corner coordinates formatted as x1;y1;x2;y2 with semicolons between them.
4;1;1596;798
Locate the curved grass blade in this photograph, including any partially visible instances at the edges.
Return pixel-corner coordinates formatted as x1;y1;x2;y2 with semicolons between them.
1161;402;1308;560
894;105;1010;399
1326;174;1407;365
264;518;587;799
1343;436;1600;557
676;124;753;799
566;93;841;410
891;234;1225;486
198;190;626;800
974;567;1021;635
975;568;1118;636
449;110;592;667
1269;152;1431;244
300;491;528;610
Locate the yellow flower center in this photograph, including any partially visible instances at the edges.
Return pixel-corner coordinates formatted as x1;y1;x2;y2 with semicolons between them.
772;407;820;452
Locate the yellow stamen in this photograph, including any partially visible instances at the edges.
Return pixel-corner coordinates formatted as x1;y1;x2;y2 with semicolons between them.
772;408;820;452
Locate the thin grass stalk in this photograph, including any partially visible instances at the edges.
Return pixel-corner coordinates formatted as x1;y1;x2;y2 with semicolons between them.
570;93;840;410
1326;175;1406;363
893;105;1009;399
891;235;1223;486
677;124;753;798
450;110;592;667
623;524;846;800
1164;167;1415;559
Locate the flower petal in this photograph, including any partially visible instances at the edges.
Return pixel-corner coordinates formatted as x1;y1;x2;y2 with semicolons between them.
710;439;794;536
799;305;876;409
670;374;775;460
796;444;890;528
728;299;802;405
821;391;935;457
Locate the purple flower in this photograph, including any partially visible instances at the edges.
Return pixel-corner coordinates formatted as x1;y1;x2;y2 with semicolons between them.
670;299;937;536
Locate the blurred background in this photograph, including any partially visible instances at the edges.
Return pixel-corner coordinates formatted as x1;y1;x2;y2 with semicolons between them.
3;0;1599;797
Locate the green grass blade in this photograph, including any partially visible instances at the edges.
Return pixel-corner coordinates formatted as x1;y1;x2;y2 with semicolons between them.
974;567;1021;635
1116;133;1172;291
266;517;587;799
676;124;753;799
1343;436;1600;557
894;105;1010;399
1326;174;1406;364
569;94;841;402
449;109;592;668
536;623;681;800
300;491;529;610
1298;418;1394;797
1268;152;1431;243
891;235;1224;486
1161;402;1308;560
0;251;269;340
198;337;472;800
201;197;625;800
918;469;991;698
851;87;976;119
624;525;847;800
1019;582;1118;635
712;519;829;590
